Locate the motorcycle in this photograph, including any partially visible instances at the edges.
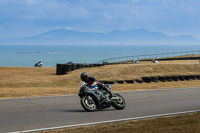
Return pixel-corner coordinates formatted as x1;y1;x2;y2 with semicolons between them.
78;81;126;112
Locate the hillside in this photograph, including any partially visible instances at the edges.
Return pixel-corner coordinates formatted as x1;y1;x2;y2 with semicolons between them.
0;29;199;45
0;60;200;99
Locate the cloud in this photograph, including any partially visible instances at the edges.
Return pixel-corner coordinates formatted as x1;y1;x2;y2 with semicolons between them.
1;0;200;39
0;0;89;20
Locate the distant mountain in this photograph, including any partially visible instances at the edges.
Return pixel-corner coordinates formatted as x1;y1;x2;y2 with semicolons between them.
0;29;199;45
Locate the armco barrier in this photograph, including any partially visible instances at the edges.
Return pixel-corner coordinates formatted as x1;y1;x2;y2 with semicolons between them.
98;50;200;64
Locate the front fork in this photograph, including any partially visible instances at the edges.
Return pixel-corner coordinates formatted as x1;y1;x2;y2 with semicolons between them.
86;95;94;105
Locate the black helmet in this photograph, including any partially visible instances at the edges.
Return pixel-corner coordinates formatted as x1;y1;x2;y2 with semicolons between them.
80;72;89;82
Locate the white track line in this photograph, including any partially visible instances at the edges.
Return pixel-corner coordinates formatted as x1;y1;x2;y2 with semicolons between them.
10;110;200;133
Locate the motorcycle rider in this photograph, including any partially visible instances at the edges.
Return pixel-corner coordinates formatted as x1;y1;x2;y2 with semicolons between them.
80;72;114;98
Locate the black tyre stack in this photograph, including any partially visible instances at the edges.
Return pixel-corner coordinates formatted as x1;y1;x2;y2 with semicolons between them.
196;75;200;80
56;63;109;75
135;79;143;83
190;75;196;80
185;75;190;80
142;77;151;83
172;76;178;81
116;80;124;84
125;80;134;84
151;76;159;82
71;64;76;71
178;75;185;81
56;64;65;75
76;64;82;69
166;76;173;82
158;76;166;82
64;64;71;73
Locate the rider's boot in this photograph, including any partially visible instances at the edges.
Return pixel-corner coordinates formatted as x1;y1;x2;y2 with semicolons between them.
98;82;116;100
108;91;119;100
108;91;114;98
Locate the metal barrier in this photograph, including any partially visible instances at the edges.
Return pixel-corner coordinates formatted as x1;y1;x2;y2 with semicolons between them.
97;50;200;64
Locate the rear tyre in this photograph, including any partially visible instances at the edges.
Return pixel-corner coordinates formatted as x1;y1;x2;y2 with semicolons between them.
111;93;126;110
81;96;97;112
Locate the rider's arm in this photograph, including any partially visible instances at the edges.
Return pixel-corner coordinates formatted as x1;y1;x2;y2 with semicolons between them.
87;76;97;85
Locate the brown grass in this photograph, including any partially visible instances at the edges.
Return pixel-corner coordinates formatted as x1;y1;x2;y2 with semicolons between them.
1;60;200;132
0;60;200;99
35;112;200;133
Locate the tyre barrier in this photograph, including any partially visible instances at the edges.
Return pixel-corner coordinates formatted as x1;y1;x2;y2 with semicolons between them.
151;76;159;82
81;64;85;68
56;62;118;75
166;76;173;82
99;81;115;84
71;64;76;71
99;74;200;85
63;64;71;73
196;75;200;80
125;80;134;84
158;76;166;82
185;75;190;80
135;79;143;83
172;76;179;81
142;77;151;83
76;64;82;69
190;75;196;80
84;64;89;68
116;80;124;84
56;64;65;75
89;64;94;67
107;81;115;84
93;64;98;67
56;63;107;75
101;79;135;84
178;75;185;81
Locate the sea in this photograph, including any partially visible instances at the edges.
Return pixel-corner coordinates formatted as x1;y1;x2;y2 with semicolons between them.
0;45;200;67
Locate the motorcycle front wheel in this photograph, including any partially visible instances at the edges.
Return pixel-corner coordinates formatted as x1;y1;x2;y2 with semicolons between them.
81;96;97;112
111;93;126;110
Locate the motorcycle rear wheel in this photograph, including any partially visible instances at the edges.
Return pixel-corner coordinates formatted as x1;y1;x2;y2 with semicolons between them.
81;96;97;112
111;93;126;110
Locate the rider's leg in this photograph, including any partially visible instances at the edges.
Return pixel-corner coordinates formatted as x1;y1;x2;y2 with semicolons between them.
97;82;113;97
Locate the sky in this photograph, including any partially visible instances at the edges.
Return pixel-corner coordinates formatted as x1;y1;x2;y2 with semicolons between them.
1;0;200;39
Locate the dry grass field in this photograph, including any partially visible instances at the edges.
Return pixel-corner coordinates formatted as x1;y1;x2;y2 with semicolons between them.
1;60;200;132
46;112;200;133
0;60;200;99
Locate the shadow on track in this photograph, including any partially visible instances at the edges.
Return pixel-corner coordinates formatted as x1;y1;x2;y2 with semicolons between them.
59;108;117;113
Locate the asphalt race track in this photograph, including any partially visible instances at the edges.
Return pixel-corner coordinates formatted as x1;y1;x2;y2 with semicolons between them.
0;87;200;133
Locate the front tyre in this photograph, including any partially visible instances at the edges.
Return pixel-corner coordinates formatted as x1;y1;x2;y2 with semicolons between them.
112;93;126;110
81;96;97;112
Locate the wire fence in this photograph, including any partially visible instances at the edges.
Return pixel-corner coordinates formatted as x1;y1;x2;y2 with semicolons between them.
97;50;200;63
